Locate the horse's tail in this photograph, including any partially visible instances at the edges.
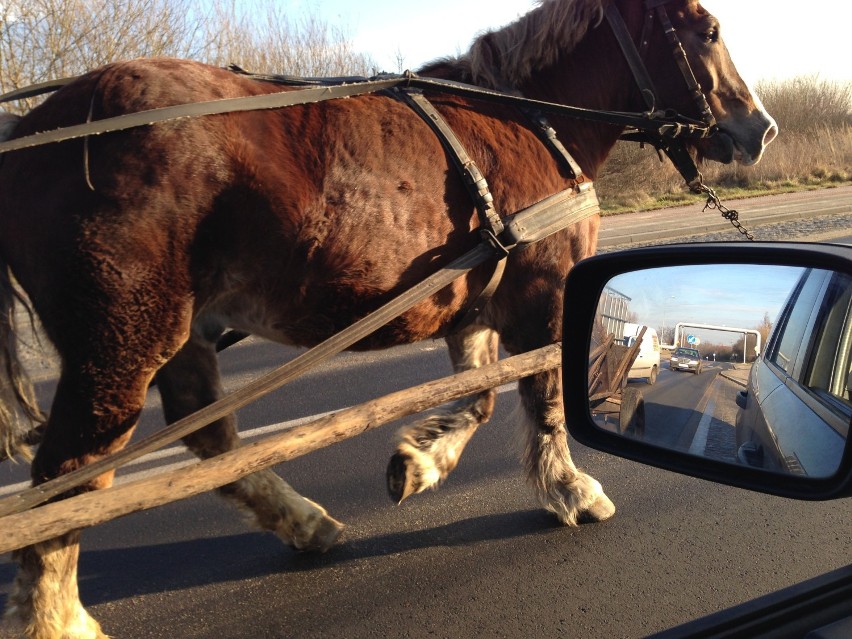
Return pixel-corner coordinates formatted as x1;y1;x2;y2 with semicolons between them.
0;111;45;462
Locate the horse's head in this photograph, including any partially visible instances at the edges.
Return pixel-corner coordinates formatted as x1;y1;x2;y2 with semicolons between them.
636;0;778;165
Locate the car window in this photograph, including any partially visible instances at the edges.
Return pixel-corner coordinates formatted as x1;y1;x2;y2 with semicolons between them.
803;272;852;413
768;269;827;375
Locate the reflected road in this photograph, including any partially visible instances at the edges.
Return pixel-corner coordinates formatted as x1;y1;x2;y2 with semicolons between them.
635;362;740;461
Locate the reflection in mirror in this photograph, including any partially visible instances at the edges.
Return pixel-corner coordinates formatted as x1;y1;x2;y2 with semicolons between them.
588;264;851;479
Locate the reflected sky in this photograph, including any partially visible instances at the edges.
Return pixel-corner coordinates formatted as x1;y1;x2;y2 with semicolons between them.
606;265;805;345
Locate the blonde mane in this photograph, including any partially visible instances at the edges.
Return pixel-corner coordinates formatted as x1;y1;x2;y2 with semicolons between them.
465;0;606;90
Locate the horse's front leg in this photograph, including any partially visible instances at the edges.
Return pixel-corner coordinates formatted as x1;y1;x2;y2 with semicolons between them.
155;328;344;551
8;533;102;639
500;257;615;526
387;325;499;502
516;366;615;525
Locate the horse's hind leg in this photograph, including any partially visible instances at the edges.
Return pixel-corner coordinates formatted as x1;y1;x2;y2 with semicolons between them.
387;325;498;502
155;328;344;551
6;360;153;639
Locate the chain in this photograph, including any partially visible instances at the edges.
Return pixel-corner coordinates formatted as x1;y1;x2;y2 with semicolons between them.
691;180;755;241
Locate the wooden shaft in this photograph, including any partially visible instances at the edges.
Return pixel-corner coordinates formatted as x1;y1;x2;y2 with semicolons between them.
0;344;562;554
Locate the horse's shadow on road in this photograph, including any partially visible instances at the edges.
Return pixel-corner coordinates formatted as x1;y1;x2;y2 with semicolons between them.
1;508;566;607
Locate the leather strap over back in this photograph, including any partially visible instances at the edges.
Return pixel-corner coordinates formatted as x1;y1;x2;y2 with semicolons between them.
521;108;584;179
395;88;598;331
399;89;505;239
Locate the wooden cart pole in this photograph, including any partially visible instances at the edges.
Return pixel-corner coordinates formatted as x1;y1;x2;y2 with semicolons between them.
0;343;562;555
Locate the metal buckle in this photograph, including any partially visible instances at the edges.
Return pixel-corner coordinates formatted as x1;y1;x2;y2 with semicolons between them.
479;228;511;259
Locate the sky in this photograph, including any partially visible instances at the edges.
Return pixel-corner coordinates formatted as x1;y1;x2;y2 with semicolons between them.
288;0;851;84
606;264;805;348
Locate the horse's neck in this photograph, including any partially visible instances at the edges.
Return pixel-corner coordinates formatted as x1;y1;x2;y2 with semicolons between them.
519;26;638;180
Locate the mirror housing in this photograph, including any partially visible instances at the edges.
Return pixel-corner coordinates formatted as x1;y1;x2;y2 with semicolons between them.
563;242;852;500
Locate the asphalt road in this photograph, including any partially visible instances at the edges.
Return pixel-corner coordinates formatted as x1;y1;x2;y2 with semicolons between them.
2;191;852;638
627;363;736;451
598;184;852;248
2;342;850;639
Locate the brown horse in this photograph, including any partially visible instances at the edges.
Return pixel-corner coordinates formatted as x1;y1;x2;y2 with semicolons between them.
0;0;776;636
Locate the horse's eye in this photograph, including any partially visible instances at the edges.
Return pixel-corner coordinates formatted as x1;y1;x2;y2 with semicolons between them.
703;28;719;43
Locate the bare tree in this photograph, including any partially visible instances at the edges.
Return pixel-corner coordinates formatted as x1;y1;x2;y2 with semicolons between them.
0;0;375;113
392;47;406;74
0;0;209;112
201;1;374;76
657;325;675;345
755;311;773;353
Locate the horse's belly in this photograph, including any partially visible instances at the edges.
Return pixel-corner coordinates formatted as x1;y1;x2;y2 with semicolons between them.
198;274;464;352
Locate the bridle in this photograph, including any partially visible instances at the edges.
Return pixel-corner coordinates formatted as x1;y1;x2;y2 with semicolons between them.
609;0;716;128
605;0;753;239
606;0;714;186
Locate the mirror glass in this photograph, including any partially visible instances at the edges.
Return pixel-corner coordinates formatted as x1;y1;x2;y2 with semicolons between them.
589;264;851;478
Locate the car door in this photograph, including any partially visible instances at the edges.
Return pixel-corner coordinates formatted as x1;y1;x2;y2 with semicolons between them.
743;269;851;476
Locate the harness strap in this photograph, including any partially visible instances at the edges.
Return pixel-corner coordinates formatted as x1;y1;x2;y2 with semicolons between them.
520;108;584;179
503;182;599;246
396;89;508;331
396;89;600;331
605;3;659;112
399;89;505;239
638;4;658;58
0;76;411;154
0;75;77;102
452;183;601;331
451;255;507;331
0;72;715;157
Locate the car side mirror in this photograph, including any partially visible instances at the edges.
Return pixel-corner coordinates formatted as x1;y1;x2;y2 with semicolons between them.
562;242;852;500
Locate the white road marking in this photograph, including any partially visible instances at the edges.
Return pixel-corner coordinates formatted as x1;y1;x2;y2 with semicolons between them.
688;396;716;456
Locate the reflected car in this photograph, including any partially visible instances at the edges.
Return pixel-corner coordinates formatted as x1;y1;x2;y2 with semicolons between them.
669;347;702;374
735;267;851;477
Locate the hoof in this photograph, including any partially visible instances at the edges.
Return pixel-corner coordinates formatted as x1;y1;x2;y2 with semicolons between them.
577;493;616;524
3;601;108;639
386;447;441;504
386;452;417;504
292;514;345;553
